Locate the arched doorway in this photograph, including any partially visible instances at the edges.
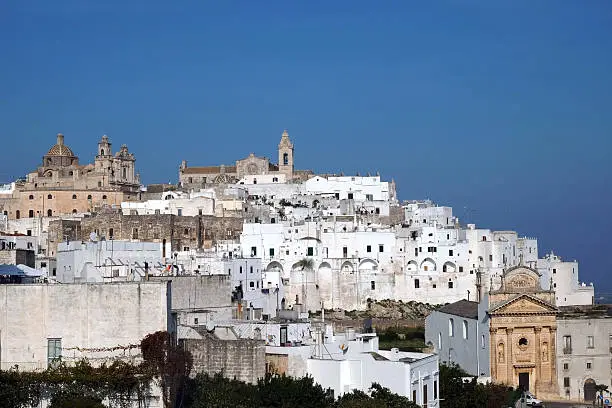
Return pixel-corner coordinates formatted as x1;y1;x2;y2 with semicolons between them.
583;378;596;401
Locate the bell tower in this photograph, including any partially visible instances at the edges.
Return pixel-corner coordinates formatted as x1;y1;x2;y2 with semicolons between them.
97;135;112;158
278;129;294;179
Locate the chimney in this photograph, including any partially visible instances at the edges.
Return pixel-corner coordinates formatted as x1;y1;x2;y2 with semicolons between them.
57;133;64;145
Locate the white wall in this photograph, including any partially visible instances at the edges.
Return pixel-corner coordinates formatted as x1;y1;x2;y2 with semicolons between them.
538;252;594;306
57;240;162;282
0;282;169;370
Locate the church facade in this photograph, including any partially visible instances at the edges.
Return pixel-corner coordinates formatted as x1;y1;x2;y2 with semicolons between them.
0;134;140;220
488;265;559;399
178;129;312;188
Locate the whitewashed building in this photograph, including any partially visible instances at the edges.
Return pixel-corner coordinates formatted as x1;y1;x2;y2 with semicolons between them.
538;251;594;306
56;240;163;282
267;329;439;405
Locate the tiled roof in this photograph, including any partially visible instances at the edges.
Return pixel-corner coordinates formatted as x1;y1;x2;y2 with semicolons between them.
437;299;479;319
182;166;237;175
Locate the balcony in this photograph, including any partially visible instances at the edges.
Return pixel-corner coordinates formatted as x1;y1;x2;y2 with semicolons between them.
563;347;572;355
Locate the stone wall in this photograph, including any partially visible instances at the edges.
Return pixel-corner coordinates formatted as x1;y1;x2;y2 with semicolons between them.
47;212;244;256
0;248;35;267
0;190;139;220
150;275;233;320
0;282;169;370
181;335;265;384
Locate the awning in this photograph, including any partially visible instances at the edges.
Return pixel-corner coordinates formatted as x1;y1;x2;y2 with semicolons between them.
0;264;44;277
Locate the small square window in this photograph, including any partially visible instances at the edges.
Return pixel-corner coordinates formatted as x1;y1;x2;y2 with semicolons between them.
379;244;384;253
448;281;454;289
586;362;592;369
449;249;453;256
563;363;569;370
370;281;375;290
367;245;372;252
414;279;420;288
563;377;570;387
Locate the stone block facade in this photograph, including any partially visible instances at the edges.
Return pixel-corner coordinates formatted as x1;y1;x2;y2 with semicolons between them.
47;212;244;258
181;335;265;384
0;248;35;267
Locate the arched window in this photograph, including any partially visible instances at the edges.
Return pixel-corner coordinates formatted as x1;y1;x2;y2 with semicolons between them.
47;209;52;217
283;152;289;165
28;210;34;218
72;194;77;199
15;210;20;219
122;167;127;179
87;195;92;200
28;195;34;200
72;209;77;214
449;318;454;337
102;195;107;200
47;194;52;199
463;320;468;339
100;149;105;156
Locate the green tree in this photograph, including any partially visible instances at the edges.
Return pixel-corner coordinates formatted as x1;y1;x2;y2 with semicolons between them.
184;373;256;408
141;331;193;408
439;363;519;408
595;384;609;407
336;389;385;408
0;369;42;408
256;373;335;408
295;257;315;271
49;393;106;408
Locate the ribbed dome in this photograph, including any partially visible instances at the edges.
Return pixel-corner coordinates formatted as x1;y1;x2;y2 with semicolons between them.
46;133;76;157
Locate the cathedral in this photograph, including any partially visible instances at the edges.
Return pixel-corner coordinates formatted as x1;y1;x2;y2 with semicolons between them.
0;133;140;219
179;129;313;188
488;265;559;399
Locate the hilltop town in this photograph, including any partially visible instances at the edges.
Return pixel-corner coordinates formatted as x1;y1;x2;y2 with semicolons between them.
0;131;609;407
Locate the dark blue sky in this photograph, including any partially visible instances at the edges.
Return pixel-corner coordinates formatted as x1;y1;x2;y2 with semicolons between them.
1;1;611;293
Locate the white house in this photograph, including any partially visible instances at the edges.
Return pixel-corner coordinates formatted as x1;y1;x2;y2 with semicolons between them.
267;329;439;406
538;251;594;306
56;240;163;282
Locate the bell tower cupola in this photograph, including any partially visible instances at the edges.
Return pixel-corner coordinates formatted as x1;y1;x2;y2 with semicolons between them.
278;129;294;178
97;135;112;158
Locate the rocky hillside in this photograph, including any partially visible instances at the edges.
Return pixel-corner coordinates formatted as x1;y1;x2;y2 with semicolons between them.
320;299;441;321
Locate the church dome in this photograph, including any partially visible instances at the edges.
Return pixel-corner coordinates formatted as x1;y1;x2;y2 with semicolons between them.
46;133;76;157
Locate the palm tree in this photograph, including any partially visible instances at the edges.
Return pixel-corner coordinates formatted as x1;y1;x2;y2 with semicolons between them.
295;257;314;271
595;384;609;407
295;258;314;311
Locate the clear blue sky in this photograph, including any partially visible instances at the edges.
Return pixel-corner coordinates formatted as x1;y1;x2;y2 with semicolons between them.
1;1;611;294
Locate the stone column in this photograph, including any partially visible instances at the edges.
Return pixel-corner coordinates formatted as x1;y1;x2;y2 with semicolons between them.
549;327;557;387
534;327;542;393
506;328;513;386
490;327;497;380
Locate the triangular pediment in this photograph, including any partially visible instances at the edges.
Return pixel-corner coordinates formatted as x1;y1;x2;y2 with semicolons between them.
489;294;557;315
